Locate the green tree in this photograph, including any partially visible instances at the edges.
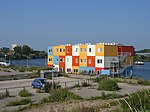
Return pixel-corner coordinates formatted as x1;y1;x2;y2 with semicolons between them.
22;45;31;55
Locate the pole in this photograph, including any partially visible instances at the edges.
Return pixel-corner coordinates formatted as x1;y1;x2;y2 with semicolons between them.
45;55;47;66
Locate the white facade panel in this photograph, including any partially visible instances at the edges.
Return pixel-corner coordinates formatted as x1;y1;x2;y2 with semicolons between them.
104;56;119;68
87;45;95;56
65;56;72;67
72;45;80;56
65;56;72;73
95;56;104;68
53;65;59;71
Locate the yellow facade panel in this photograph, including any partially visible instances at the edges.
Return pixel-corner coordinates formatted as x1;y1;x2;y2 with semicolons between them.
72;66;79;74
48;56;53;66
79;45;87;56
95;44;104;56
79;56;87;66
53;46;66;56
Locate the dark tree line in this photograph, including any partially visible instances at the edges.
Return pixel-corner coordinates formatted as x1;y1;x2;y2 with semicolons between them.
13;45;47;60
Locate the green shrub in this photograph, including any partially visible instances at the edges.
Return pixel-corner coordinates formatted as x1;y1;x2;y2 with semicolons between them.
18;89;31;97
7;98;31;106
43;82;52;93
81;80;90;87
98;78;119;91
40;88;82;103
0;93;6;99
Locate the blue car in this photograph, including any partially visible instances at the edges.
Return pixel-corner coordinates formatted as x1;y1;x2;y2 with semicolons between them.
31;78;47;89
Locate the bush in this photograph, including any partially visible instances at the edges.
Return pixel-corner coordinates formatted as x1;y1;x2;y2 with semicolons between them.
98;78;119;91
0;93;6;99
18;89;31;97
43;82;52;93
81;80;90;87
40;88;82;103
7;98;31;106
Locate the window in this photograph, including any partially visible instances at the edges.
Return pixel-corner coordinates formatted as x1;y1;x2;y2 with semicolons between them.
56;48;58;52
56;58;59;62
67;58;69;62
60;48;62;52
89;48;92;52
60;58;63;62
49;49;52;52
88;59;91;64
63;49;65;52
84;58;86;63
80;48;82;52
49;58;52;62
80;58;83;63
98;48;102;52
84;48;86;52
76;58;78;63
97;59;102;63
74;69;78;73
67;48;69;53
76;48;78;52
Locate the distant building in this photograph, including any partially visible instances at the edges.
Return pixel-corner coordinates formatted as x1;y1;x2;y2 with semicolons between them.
136;53;150;57
10;44;18;50
47;43;134;77
1;47;9;51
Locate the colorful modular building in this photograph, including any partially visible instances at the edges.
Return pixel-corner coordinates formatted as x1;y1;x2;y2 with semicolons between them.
48;43;134;77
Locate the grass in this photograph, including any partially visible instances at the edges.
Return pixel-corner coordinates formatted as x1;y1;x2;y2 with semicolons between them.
88;92;124;100
119;89;150;112
7;98;31;106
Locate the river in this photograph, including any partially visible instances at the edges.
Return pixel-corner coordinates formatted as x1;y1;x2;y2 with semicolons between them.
13;59;150;80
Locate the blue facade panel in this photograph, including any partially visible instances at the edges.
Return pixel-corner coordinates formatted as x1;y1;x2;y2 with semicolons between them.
121;66;133;78
54;56;59;65
101;70;110;76
80;66;95;75
48;46;53;56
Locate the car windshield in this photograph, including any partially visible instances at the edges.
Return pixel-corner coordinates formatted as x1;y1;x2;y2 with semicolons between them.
39;79;47;84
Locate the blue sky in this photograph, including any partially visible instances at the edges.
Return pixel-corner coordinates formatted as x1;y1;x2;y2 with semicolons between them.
0;0;150;51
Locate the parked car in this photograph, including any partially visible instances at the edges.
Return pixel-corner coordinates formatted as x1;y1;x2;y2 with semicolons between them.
31;78;47;89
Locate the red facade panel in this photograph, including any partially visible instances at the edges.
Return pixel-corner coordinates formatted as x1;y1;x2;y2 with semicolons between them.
72;56;79;66
66;46;72;56
48;64;53;67
118;46;134;56
87;56;95;67
59;56;65;72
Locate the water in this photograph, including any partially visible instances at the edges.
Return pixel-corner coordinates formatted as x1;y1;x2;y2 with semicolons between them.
133;62;150;80
13;59;150;80
13;59;47;67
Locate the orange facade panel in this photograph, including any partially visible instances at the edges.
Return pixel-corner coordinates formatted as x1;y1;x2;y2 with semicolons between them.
87;56;95;67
